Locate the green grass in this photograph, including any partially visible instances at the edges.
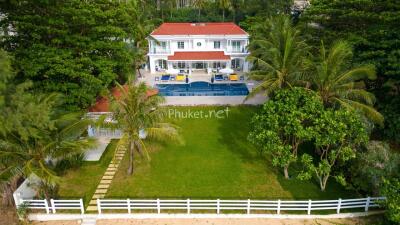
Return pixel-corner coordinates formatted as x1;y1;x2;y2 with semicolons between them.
105;106;356;200
58;140;117;206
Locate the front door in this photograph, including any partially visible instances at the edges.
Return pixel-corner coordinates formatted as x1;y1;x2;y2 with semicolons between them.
193;62;204;69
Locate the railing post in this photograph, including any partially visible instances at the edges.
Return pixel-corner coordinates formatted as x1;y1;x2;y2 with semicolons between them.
44;199;50;214
97;199;102;214
337;198;342;214
50;199;56;214
365;197;370;212
217;199;220;214
13;193;22;208
247;199;251;214
79;199;84;214
307;199;312;215
277;200;281;214
157;198;161;214
187;199;190;214
127;198;131;214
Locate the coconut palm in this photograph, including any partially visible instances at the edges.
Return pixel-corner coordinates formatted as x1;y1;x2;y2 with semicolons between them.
0;95;96;199
111;82;181;175
218;0;232;22
193;0;208;21
309;41;383;125
247;15;309;97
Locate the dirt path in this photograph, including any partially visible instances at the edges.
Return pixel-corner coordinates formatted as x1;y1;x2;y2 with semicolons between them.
32;216;381;225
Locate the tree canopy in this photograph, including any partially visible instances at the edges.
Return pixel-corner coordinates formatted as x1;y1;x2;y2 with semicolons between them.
0;0;137;109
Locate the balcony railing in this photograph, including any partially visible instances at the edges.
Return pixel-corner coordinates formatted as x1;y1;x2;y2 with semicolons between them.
150;48;171;54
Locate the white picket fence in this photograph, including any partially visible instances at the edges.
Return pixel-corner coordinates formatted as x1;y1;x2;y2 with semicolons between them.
16;198;84;214
97;197;385;215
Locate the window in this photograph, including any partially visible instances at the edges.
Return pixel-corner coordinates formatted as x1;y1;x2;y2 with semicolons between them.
177;41;184;49
178;61;186;69
213;62;221;69
157;59;167;69
159;41;166;48
232;41;241;52
214;41;221;49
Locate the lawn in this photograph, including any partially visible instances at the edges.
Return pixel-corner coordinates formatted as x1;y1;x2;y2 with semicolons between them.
58;140;117;205
105;106;356;200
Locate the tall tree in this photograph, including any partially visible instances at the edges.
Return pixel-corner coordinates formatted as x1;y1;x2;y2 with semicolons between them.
193;0;209;21
111;82;181;175
248;88;324;179
299;109;368;191
308;41;383;125
218;0;232;22
0;0;136;109
247;15;309;97
0;49;96;200
300;0;400;92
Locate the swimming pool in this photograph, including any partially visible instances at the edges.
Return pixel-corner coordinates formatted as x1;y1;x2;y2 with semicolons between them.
156;81;249;96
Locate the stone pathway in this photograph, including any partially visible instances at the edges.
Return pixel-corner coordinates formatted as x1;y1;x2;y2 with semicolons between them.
86;144;127;212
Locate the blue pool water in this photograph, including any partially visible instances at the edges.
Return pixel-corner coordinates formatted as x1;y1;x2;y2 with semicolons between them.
156;81;249;96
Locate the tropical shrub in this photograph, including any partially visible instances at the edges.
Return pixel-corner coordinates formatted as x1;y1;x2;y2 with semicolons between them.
248;88;324;179
299;109;368;191
350;141;400;195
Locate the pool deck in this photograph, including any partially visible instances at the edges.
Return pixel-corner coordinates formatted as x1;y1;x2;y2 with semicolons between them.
162;94;267;106
138;69;267;106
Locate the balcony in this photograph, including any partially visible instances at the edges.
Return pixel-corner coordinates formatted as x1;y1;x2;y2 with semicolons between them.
227;47;248;54
150;48;171;54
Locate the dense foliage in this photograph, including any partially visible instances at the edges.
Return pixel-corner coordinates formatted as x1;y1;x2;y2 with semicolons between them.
0;0;139;109
300;0;400;142
381;179;400;224
250;88;368;191
248;88;323;179
299;109;368;191
350;141;400;195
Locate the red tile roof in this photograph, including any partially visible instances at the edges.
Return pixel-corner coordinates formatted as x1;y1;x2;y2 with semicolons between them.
168;51;230;61
151;23;248;35
89;85;159;112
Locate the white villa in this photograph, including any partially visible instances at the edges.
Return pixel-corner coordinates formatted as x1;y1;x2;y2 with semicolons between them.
147;22;250;75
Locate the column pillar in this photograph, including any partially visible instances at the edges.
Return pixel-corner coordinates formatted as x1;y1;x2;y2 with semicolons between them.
149;57;156;73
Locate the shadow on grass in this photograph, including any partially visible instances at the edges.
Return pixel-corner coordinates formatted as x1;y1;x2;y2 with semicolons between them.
218;106;358;200
217;106;261;162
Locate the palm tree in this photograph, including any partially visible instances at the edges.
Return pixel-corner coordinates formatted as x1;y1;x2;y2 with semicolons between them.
218;0;232;22
111;82;181;175
193;0;208;21
0;95;96;199
308;41;383;125
247;15;309;97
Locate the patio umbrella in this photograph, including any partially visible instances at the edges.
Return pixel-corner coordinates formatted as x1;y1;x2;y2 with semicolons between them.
165;68;180;74
219;68;234;74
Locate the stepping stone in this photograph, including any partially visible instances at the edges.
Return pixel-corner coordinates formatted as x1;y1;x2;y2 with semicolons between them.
86;206;98;211
95;189;107;194
108;164;117;168
89;199;97;205
102;175;114;180
98;184;109;189
105;171;115;176
92;194;105;199
100;180;112;184
107;167;117;171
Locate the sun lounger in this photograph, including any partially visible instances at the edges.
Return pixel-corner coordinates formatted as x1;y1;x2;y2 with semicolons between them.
229;74;238;81
161;74;171;82
214;74;224;81
176;74;185;81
